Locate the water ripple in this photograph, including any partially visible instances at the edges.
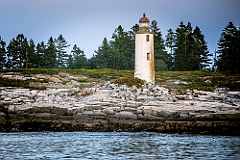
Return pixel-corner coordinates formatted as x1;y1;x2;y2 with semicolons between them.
0;132;239;159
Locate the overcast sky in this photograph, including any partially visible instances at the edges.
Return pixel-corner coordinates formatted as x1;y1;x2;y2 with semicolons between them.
0;0;239;58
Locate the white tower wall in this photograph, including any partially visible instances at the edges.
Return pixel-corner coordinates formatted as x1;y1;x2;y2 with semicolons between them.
134;33;155;83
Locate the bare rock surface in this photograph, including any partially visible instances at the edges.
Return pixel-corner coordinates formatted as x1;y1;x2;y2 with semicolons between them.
0;72;240;135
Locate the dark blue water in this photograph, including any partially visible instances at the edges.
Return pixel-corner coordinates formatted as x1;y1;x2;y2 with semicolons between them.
0;132;239;160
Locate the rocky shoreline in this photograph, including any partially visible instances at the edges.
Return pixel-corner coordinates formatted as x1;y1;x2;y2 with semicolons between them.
1;73;240;135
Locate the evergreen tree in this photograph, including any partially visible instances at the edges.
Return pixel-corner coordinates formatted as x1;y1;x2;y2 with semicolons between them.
150;20;170;71
91;37;111;68
165;28;176;70
0;36;6;69
173;22;210;71
173;21;189;70
217;22;240;73
212;49;218;72
88;54;98;69
67;54;75;69
110;25;133;70
44;37;57;68
185;22;199;70
165;28;175;57
68;44;88;68
128;24;139;69
55;34;70;68
193;26;212;70
6;34;29;68
26;39;37;68
36;41;46;68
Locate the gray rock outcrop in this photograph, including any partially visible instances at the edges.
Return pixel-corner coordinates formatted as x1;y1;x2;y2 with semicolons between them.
0;73;240;135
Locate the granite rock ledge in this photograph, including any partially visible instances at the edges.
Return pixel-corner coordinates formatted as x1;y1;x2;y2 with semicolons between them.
0;81;240;135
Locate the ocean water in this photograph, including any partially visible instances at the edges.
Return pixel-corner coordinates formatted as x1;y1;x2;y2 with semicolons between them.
0;132;239;160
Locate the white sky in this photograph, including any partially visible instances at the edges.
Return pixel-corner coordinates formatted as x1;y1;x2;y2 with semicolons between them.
0;0;239;58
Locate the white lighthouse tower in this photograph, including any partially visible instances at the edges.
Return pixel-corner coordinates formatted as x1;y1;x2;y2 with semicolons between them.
134;13;155;83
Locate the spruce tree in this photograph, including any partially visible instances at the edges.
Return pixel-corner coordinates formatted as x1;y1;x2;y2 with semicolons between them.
26;39;37;68
44;37;57;68
55;34;70;68
165;28;176;70
165;28;175;57
217;22;240;73
92;38;111;68
36;41;46;68
69;44;88;69
0;36;6;69
150;20;170;71
128;25;137;70
173;21;189;70
173;22;210;71
193;26;212;70
110;25;133;70
6;34;29;68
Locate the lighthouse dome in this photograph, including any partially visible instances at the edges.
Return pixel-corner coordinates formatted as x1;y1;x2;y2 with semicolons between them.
139;13;150;22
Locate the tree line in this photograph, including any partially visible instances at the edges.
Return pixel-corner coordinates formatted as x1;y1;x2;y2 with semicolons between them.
0;21;239;73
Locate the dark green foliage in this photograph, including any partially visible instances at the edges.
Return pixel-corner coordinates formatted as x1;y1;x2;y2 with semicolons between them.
216;22;240;73
68;44;88;69
88;38;111;69
35;41;46;68
0;36;6;69
43;37;57;68
6;34;29;68
151;20;172;71
89;25;135;70
4;20;239;73
193;26;212;70
26;39;38;68
55;34;70;68
110;25;135;70
172;22;211;71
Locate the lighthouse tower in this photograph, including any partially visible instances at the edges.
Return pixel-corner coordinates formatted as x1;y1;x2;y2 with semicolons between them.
134;13;155;83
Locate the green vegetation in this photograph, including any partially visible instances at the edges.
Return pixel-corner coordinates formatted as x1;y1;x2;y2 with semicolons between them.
1;68;239;91
0;77;48;90
1;21;239;73
113;77;144;87
216;22;240;73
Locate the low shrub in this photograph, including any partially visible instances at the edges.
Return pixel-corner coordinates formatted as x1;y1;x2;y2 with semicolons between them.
113;77;144;87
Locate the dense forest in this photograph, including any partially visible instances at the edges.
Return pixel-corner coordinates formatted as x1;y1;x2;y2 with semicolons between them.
0;21;239;73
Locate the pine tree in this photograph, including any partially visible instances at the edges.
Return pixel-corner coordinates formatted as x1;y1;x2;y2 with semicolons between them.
44;37;57;68
165;28;175;57
193;26;212;70
173;22;210;71
217;22;240;73
55;34;70;68
92;37;111;68
68;44;88;68
0;36;6;69
173;21;189;70
6;34;29;68
165;28;176;70
36;41;46;68
150;20;170;71
128;24;139;69
110;25;133;70
26;39;37;68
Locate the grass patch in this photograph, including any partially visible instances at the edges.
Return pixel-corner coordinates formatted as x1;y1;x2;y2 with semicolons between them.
0;77;47;90
1;68;239;91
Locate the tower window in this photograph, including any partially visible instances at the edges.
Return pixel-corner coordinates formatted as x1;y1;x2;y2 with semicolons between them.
147;53;150;60
146;35;149;42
